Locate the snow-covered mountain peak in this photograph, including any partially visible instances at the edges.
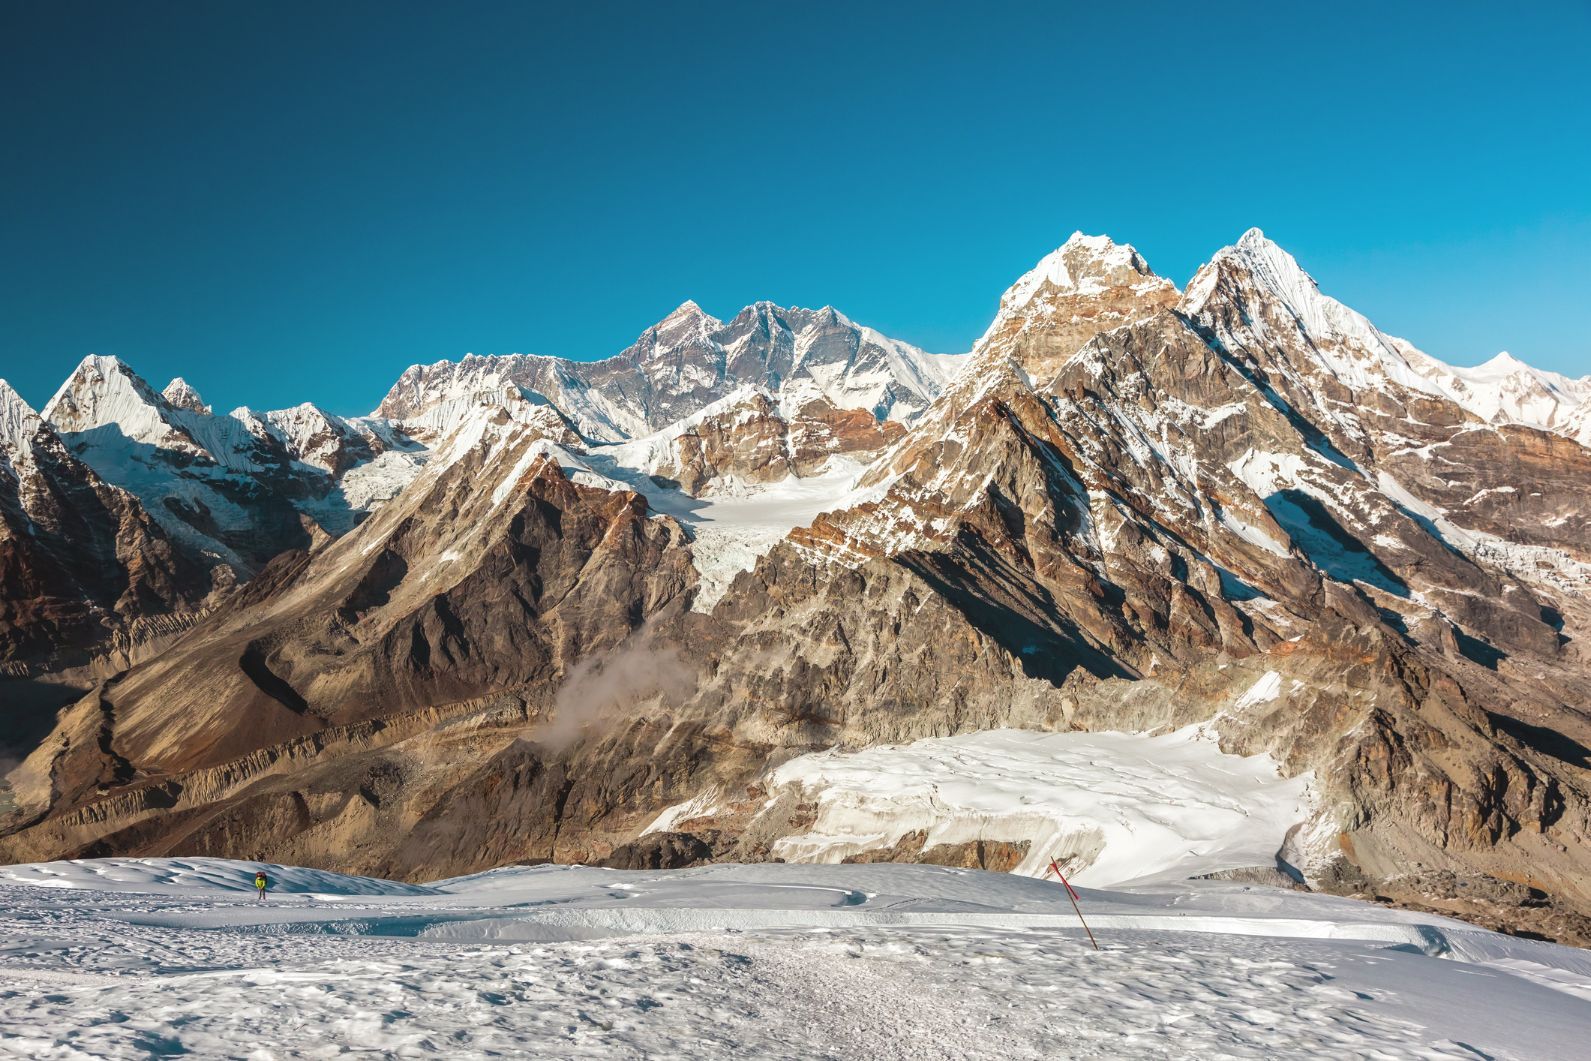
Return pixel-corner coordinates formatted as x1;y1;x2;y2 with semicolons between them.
970;233;1178;375
997;232;1166;314
1226;227;1314;280
1235;225;1272;250
1187;229;1378;349
1400;348;1591;443
162;377;210;414
42;354;202;452
1197;229;1311;301
44;359;275;468
244;402;360;472
1458;351;1587;390
0;378;43;458
1181;230;1456;399
44;354;143;416
662;298;712;322
1473;351;1530;378
1184;231;1590;446
376;299;957;445
648;299;722;343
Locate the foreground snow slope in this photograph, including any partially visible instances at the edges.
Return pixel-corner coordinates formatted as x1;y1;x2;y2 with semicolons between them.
1;858;1588;1059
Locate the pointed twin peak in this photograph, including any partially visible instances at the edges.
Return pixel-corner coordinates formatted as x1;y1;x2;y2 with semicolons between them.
43;355;165;433
162;377;211;415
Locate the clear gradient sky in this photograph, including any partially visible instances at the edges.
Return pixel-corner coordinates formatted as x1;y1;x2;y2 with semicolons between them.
3;1;1588;415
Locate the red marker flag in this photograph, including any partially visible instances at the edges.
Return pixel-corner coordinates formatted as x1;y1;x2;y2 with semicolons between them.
1044;858;1099;951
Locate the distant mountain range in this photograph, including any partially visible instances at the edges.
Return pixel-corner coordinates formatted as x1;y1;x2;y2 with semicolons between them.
3;229;1589;943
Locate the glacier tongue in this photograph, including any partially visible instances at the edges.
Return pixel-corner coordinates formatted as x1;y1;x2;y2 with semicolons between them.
764;726;1316;886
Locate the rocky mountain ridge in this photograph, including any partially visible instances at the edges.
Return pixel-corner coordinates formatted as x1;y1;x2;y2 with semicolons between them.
376;300;959;443
3;232;1588;943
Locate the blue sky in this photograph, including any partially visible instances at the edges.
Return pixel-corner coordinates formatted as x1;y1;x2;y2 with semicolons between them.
3;1;1588;415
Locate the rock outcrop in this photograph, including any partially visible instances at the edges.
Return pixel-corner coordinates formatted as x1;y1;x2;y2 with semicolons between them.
0;380;214;675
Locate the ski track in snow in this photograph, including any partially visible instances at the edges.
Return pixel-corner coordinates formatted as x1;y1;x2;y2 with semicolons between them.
1;859;1590;1058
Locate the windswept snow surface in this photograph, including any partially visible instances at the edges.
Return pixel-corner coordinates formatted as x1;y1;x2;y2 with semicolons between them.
765;726;1315;884
1;859;1590;1058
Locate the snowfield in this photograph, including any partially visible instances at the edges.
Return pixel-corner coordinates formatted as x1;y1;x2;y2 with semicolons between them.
583;451;881;612
1;859;1589;1059
763;725;1316;883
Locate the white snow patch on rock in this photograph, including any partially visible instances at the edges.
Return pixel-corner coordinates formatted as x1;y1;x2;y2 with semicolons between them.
642;790;725;835
1233;671;1284;710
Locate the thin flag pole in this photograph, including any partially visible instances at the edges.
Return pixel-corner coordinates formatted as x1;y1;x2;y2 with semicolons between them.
1045;858;1099;951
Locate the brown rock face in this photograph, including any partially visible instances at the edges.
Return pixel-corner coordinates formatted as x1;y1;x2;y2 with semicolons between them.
617;390;905;495
602;831;715;870
971;232;1179;381
839;831;1031;873
0;390;213;675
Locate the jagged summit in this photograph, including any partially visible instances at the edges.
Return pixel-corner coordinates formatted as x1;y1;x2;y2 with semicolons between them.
1188;228;1425;371
1181;228;1456;400
661;298;714;321
1185;229;1588;447
998;232;1166;312
162;377;210;414
377;299;955;441
1188;228;1333;321
971;232;1178;376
